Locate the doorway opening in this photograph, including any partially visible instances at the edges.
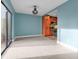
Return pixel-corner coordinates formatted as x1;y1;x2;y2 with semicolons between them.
1;1;12;55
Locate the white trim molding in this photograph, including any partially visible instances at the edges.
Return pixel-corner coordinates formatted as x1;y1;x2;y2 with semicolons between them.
57;40;78;52
15;34;42;39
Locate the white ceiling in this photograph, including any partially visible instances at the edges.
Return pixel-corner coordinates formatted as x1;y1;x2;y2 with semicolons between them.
11;0;68;16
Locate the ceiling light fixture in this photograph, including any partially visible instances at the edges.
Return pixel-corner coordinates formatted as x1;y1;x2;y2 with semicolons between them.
32;5;38;14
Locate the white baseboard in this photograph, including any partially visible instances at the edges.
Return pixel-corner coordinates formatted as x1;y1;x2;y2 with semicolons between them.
57;40;78;52
15;34;42;39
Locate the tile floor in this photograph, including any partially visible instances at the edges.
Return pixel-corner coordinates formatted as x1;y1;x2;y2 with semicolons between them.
2;36;78;59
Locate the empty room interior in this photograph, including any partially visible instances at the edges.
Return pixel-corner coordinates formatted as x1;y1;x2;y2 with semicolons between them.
1;0;78;59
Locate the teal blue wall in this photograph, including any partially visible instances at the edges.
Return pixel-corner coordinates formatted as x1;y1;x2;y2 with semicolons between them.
58;0;78;29
2;0;15;40
14;13;42;37
55;0;78;48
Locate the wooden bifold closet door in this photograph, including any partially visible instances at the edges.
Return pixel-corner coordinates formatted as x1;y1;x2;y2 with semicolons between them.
42;15;52;36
